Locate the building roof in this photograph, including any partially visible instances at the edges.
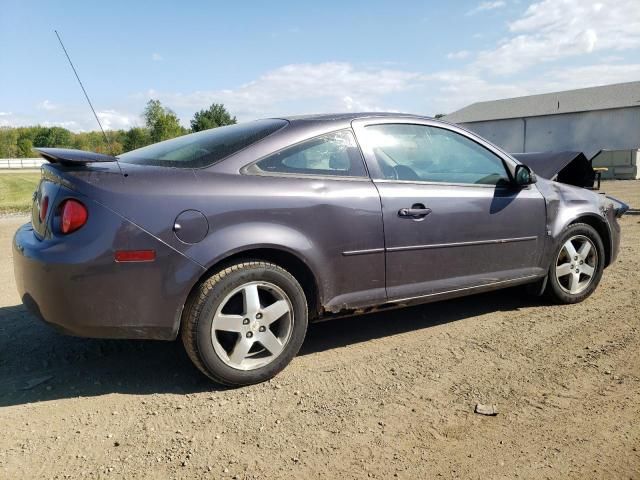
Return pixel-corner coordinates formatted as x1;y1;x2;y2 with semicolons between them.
444;81;640;124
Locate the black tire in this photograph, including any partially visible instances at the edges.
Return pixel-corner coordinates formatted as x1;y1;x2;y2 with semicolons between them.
545;223;605;304
181;261;308;386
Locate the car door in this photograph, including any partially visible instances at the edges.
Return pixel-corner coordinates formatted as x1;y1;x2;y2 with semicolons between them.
234;128;387;311
352;118;547;301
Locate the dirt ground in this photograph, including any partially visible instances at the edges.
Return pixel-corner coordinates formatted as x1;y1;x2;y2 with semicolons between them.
0;180;638;479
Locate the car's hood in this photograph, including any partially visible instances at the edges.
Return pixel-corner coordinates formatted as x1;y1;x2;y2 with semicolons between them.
511;151;584;179
512;151;595;188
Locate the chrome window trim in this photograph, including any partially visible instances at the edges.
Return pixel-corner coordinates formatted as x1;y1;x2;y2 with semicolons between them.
241;128;369;180
351;117;519;184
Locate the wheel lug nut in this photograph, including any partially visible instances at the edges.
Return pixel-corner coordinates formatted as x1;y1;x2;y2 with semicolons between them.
574;256;578;260
242;318;250;325
259;326;266;332
246;331;253;338
570;264;574;268
256;313;263;320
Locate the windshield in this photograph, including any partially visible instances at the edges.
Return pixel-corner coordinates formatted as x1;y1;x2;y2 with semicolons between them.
118;119;287;168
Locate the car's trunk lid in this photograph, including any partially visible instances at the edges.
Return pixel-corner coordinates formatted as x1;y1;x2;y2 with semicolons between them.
32;148;205;252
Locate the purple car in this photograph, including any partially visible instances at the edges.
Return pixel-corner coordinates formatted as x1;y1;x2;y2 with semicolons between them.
13;113;627;386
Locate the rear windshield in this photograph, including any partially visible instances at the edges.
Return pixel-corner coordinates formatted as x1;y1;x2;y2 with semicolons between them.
118;119;288;168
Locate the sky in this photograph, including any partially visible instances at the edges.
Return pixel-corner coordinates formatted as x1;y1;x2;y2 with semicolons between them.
1;0;639;132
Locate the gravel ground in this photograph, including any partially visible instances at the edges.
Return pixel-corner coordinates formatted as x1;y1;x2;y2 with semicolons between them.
0;180;638;479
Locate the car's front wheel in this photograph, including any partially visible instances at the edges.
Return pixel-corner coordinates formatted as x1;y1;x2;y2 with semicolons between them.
546;223;605;304
181;261;308;386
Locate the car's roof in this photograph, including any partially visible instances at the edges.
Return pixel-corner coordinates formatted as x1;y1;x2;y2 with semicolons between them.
271;112;431;130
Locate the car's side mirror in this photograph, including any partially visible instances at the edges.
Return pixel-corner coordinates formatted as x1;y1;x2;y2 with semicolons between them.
514;164;537;186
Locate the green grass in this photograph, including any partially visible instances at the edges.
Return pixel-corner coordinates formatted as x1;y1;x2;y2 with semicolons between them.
0;172;40;214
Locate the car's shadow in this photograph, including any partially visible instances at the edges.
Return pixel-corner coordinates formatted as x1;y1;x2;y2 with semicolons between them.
0;288;542;407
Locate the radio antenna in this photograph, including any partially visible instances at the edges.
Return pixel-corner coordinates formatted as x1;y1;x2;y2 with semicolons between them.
54;30;119;166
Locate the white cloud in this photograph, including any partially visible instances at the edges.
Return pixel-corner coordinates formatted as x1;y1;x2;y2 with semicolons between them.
0;112;32;128
151;53;163;61
37;100;58;111
97;110;136;130
447;50;471;60
41;120;80;129
475;0;640;74
424;72;528;113
600;55;624;62
145;54;640;122
3;1;639;132
0;106;139;132
0;62;423;131
528;63;640;92
144;62;426;120
425;63;640;115
9;57;635;132
467;1;506;15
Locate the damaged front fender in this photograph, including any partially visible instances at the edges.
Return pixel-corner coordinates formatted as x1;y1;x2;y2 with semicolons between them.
534;177;618;268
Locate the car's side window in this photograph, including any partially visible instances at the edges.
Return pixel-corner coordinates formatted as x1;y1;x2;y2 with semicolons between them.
255;130;367;177
363;124;510;185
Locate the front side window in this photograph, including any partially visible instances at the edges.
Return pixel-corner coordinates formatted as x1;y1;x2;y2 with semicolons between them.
255;130;366;177
363;124;510;185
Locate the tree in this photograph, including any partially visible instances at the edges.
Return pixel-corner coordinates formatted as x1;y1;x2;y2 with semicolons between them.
0;127;19;158
72;133;91;152
17;137;33;157
190;103;236;132
0;99;194;157
434;113;446;119
33;127;72;148
123;127;152;151
143;99;186;142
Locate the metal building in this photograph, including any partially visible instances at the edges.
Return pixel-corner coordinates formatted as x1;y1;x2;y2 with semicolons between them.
444;81;640;179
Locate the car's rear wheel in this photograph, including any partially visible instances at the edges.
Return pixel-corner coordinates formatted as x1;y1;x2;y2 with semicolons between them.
181;261;308;386
546;223;605;304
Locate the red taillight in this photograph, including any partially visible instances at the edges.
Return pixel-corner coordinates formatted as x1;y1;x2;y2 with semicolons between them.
60;199;88;234
114;250;156;262
39;196;49;223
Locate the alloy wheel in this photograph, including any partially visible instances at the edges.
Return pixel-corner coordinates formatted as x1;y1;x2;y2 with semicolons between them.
555;235;598;295
211;281;294;370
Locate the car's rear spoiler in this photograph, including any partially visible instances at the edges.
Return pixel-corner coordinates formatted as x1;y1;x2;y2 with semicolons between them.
36;148;117;165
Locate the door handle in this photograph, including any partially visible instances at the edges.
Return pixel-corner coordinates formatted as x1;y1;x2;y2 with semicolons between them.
398;204;432;219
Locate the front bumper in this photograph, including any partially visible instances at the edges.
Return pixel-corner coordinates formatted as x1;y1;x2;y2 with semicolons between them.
604;195;627;265
13;203;203;340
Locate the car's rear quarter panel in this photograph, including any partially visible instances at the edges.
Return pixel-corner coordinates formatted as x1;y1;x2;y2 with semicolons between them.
94;171;387;313
14;187;203;339
186;171;386;312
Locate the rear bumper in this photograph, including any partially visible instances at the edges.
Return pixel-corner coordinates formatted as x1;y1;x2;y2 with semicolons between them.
13;205;203;340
